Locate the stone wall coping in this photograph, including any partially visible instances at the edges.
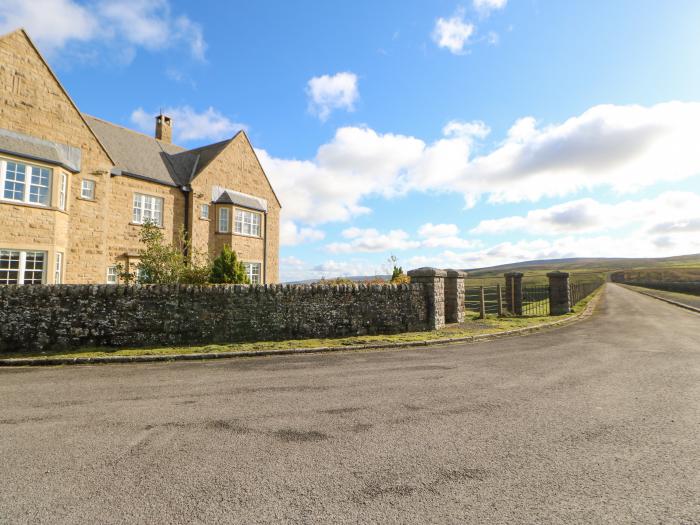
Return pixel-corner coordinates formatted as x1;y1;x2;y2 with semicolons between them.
407;267;447;278
0;282;423;298
546;271;570;278
444;269;468;278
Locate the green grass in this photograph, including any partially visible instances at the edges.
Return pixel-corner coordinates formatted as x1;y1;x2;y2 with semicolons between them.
1;289;601;361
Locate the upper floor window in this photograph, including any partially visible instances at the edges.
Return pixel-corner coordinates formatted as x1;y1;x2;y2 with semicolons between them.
235;209;261;237
81;179;95;200
59;173;67;210
1;159;52;206
0;249;45;285
218;207;230;233
132;193;163;226
200;203;210;220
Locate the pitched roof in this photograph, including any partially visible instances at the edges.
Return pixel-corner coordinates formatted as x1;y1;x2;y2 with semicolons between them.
82;114;245;188
83;114;188;186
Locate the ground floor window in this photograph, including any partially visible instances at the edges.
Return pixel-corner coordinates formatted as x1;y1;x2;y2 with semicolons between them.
107;266;118;284
0;250;46;284
243;262;261;285
54;252;63;284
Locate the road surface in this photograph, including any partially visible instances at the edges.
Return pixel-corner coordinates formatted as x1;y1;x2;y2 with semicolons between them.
1;284;698;524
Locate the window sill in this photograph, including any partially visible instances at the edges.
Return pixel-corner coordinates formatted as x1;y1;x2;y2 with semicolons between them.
0;199;67;214
77;196;96;202
129;222;164;229
199;217;211;221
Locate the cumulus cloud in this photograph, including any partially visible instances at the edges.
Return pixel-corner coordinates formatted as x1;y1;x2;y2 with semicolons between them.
471;192;700;237
326;228;420;254
432;9;475;54
280;221;325;246
259;102;700;234
130;106;246;144
473;0;508;16
0;0;206;60
307;72;359;121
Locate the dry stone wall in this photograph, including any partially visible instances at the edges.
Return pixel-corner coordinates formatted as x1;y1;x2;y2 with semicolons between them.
0;283;430;352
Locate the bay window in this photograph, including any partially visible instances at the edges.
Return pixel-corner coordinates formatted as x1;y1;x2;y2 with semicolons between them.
132;193;163;226
218;207;230;233
235;209;261;237
0;250;46;284
1;159;52;206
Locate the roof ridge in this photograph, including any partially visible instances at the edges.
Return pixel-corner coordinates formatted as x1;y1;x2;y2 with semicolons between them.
82;113;186;151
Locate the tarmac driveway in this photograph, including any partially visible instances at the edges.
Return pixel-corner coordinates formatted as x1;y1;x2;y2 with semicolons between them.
0;284;698;524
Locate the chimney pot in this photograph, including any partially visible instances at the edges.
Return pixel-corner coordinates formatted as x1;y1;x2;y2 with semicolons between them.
155;114;172;143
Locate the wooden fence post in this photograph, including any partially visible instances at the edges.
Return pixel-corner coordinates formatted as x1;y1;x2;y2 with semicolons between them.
496;284;503;316
479;286;486;319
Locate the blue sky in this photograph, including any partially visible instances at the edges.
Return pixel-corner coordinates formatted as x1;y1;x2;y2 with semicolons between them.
3;0;700;280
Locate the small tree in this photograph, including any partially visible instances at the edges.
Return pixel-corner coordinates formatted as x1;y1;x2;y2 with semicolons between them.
210;245;249;284
117;222;210;284
388;254;409;284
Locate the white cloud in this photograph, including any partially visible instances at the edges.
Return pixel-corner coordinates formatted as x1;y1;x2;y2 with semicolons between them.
0;0;206;60
130;106;245;144
326;228;420;253
280;221;325;246
432;9;475;54
471;192;700;237
442;120;490;139
307;72;359;121
473;0;507;16
418;223;460;237
260;102;700;235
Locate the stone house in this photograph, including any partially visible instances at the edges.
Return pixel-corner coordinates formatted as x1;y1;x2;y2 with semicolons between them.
0;29;280;285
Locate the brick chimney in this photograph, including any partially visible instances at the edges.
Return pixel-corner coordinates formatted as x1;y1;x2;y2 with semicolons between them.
155;113;172;143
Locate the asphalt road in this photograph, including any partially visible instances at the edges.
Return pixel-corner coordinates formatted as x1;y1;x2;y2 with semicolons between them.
1;284;698;524
626;284;700;310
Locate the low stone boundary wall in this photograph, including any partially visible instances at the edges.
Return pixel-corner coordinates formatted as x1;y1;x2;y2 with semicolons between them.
0;283;430;353
619;281;700;296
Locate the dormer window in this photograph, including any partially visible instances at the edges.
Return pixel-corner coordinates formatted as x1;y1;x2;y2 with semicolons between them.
0;159;51;206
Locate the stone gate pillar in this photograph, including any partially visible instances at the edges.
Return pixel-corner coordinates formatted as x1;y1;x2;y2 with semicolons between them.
444;269;467;324
408;267;446;330
504;272;523;315
547;271;571;315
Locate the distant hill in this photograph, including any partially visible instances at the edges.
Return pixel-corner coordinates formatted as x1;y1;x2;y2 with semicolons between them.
463;254;700;278
285;254;700;284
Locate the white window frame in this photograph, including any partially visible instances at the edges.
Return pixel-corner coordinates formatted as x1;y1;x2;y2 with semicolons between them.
0;158;52;207
235;209;262;237
106;266;118;284
0;249;46;285
218;207;230;233
54;252;63;284
59;172;67;210
243;262;261;285
200;203;210;220
80;179;95;200
132;193;164;227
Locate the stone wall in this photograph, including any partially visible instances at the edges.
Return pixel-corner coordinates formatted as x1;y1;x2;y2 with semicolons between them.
0;283;429;352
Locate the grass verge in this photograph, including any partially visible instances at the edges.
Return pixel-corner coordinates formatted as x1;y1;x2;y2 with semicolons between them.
0;289;600;361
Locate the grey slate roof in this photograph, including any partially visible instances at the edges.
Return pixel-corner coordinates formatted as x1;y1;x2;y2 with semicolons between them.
80;116;275;209
83;115;187;186
213;186;268;212
0;127;81;172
